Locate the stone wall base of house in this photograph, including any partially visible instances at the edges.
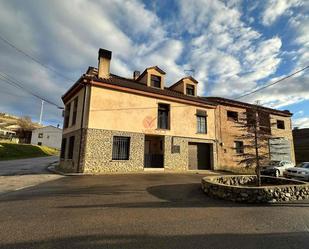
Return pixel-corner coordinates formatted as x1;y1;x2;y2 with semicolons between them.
60;128;218;174
82;129;144;174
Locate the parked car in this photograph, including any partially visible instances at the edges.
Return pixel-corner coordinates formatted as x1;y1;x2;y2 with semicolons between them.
283;162;309;181
261;160;294;177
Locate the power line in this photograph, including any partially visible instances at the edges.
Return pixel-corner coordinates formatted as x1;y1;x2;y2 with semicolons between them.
235;65;309;100
91;105;194;112
0;72;63;108
0;33;74;82
0;87;34;99
0;71;63;109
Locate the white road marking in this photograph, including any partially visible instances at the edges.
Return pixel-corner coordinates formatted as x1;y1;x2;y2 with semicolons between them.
15;185;35;191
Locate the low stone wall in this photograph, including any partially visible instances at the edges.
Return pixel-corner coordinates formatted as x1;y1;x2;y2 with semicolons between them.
201;175;309;203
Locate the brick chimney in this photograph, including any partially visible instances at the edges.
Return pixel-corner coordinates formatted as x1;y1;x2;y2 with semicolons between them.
98;48;112;78
133;70;140;80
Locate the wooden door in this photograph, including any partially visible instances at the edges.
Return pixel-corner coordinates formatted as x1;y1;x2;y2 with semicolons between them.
188;143;211;170
188;143;198;170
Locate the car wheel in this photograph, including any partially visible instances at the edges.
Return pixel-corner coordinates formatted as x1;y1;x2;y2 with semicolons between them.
275;170;280;177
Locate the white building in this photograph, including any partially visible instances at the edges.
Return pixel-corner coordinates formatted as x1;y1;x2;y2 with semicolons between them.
31;125;62;149
0;128;16;137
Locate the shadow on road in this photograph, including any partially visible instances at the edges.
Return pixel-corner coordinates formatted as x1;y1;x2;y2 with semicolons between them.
53;183;309;209
1;175;308;209
0;232;308;249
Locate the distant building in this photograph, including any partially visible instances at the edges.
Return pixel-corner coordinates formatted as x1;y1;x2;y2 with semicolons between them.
31;126;62;149
1;113;42;144
293;128;309;163
0;128;16;137
0;128;18;143
7;125;33;144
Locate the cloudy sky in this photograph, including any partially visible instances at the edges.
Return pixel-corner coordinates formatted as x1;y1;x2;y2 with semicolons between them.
0;0;308;128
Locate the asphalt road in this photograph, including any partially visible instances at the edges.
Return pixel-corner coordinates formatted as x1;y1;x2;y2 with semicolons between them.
0;156;59;176
0;173;308;249
0;156;62;194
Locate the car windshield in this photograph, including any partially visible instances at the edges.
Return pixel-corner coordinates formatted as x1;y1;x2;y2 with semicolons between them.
299;163;309;169
270;161;280;166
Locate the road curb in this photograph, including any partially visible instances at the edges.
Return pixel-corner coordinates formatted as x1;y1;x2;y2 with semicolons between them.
46;163;85;176
46;166;226;177
46;161;227;177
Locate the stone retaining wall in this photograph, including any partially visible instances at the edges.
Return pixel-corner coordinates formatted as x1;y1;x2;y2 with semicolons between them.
202;175;309;203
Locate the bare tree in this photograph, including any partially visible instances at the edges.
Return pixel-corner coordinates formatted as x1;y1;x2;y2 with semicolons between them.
17;116;36;130
16;116;36;143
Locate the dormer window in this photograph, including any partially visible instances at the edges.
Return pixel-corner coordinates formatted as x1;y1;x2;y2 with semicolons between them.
135;66;165;88
169;76;198;96
151;75;161;88
186;84;195;96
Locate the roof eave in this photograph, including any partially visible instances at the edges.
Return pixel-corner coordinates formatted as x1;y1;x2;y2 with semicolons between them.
91;77;217;108
205;97;293;117
61;76;91;103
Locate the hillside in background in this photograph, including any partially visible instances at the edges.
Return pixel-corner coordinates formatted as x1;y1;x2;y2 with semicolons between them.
0;113;42;130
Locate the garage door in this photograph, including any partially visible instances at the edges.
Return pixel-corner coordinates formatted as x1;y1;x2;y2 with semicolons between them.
269;138;291;161
188;143;211;170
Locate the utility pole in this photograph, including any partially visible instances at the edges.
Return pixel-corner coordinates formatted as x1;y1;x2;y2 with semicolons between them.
254;100;261;186
39;100;44;125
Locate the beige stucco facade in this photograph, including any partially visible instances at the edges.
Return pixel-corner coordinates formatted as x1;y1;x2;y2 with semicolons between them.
88;86;216;140
59;86;90;172
62;87;90;135
59;82;217;173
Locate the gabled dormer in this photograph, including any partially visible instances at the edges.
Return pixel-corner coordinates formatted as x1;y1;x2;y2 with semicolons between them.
169;76;198;97
135;66;166;89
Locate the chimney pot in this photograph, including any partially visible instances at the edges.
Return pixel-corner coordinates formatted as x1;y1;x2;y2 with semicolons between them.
98;48;112;60
98;48;112;78
133;70;140;80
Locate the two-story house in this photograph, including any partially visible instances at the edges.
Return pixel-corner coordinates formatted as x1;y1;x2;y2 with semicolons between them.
59;48;295;174
205;97;295;170
60;49;218;173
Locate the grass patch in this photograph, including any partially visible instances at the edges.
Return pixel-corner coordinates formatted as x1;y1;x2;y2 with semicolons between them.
0;142;59;161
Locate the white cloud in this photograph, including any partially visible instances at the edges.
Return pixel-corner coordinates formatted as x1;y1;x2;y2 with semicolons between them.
0;0;184;124
293;117;309;128
296;110;304;116
240;75;309;108
288;2;309;69
0;0;308;126
261;0;302;26
176;0;283;98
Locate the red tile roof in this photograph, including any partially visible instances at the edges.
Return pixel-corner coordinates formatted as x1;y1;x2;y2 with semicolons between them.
62;67;292;117
204;97;292;117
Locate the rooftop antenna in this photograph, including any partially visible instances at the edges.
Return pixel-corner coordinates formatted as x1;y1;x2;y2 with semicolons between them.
184;69;195;76
255;100;261;106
